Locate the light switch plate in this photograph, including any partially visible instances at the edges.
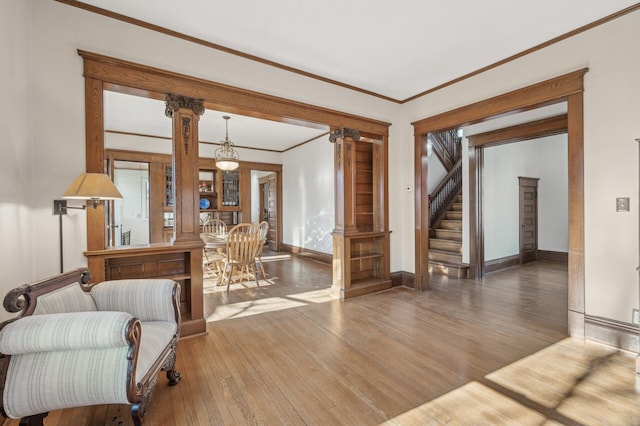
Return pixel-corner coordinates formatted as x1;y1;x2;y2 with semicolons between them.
616;197;630;212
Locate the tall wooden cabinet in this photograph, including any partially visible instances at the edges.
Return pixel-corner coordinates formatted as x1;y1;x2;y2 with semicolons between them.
331;128;391;300
197;162;245;227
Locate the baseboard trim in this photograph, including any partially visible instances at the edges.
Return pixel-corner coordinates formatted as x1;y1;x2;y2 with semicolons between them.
280;243;332;265
484;254;520;273
584;315;639;353
391;271;415;289
537;250;568;263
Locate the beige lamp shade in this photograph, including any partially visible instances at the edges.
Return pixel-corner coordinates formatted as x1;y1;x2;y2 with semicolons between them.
62;173;123;206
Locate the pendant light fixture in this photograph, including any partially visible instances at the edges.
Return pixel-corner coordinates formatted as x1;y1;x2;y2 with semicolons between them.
215;115;240;171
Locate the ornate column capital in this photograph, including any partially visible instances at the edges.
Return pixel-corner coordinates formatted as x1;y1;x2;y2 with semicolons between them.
164;94;205;117
329;127;360;143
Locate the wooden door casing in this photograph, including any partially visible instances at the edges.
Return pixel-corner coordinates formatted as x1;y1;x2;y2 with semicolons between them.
267;173;278;251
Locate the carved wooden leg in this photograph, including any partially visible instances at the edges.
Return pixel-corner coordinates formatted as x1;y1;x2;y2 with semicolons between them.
131;374;158;426
167;368;182;386
19;413;48;426
131;403;143;426
162;347;182;386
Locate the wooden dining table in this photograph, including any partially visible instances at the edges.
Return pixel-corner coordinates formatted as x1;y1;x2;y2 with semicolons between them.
201;233;227;250
201;233;228;285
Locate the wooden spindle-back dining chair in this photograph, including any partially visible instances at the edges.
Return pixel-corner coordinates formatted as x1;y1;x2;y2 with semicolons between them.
201;219;227;280
255;220;269;279
220;223;262;292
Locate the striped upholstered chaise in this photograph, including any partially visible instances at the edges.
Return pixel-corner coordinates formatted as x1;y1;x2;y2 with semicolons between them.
0;268;181;426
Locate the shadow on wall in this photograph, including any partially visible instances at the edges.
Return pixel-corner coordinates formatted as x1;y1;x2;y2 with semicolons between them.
301;211;333;253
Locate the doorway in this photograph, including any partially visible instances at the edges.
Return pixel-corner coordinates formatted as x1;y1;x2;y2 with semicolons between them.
414;69;586;337
519;177;539;264
112;160;150;246
255;171;278;251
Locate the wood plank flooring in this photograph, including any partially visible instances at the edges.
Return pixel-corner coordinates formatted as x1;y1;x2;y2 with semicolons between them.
4;256;640;425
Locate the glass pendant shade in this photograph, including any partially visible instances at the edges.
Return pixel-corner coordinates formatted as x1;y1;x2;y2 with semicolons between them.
215;116;240;171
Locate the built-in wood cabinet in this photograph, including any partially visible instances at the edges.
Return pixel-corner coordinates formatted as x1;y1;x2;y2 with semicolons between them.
332;130;391;300
197;169;217;211
198;169;241;211
107;150;259;239
197;164;244;228
85;242;205;337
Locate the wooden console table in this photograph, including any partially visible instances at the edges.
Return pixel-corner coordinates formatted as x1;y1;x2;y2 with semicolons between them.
85;242;206;337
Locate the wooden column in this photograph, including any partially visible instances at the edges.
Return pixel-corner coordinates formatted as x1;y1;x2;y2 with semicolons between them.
567;92;585;338
84;77;106;252
331;128;359;297
165;95;204;244
331;128;360;234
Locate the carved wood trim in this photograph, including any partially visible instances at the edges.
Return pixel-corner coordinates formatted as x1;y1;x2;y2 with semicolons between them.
2;268;92;317
329;128;361;143
78;50;390;135
414;132;429;291
125;317;142;403
412;68;587;134
468;115;568;147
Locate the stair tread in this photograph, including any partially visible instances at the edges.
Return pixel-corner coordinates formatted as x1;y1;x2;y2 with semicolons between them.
429;247;461;253
429;251;462;263
429;260;468;267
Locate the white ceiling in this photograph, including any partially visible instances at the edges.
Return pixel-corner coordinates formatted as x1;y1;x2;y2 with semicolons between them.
104;91;329;152
87;1;636;151
79;0;637;100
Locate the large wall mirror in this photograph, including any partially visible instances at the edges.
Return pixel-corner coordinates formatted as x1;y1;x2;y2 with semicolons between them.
112;160;150;246
101;85;331;251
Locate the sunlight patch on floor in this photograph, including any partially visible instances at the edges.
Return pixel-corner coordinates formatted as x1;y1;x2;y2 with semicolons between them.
382;381;548;425
486;338;640;425
286;288;336;303
203;278;275;294
383;338;640;425
206;297;307;322
260;254;292;262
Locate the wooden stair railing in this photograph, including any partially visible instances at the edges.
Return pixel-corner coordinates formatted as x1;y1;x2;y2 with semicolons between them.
430;129;461;171
429;158;462;231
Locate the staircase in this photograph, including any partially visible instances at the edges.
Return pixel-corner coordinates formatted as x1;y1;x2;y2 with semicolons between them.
428;193;468;278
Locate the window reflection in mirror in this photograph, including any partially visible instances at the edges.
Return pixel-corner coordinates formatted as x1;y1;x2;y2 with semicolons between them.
113;161;150;246
105;89;173;247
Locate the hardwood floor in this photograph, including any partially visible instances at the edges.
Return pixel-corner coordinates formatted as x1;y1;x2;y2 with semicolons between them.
4;256;640;425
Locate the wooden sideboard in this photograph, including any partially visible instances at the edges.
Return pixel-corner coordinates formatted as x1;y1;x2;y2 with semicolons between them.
85;242;205;337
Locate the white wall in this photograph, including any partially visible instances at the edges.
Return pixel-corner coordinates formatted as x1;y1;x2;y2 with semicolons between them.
483;135;568;261
4;0;639;326
21;0;396;275
0;1;34;321
403;10;640;322
427;155;448;195
282;137;334;254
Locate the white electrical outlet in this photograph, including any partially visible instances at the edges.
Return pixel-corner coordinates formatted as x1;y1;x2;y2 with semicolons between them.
633;309;640;325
